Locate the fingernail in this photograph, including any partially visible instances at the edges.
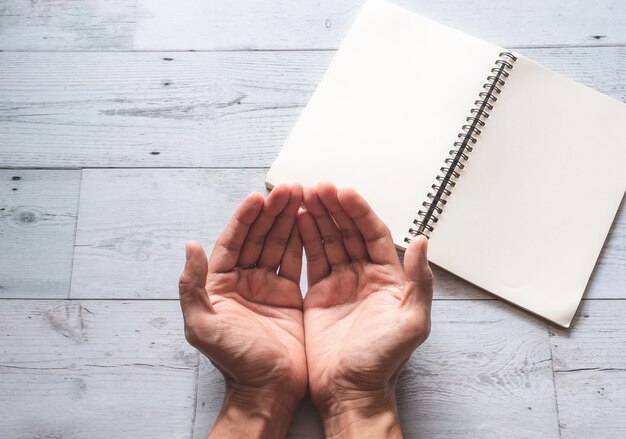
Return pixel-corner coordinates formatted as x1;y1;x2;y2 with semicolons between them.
185;242;191;261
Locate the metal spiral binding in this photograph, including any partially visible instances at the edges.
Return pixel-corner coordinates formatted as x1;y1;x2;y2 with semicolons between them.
405;52;517;243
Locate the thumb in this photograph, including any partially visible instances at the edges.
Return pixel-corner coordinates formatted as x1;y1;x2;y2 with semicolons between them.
404;235;433;295
178;240;213;316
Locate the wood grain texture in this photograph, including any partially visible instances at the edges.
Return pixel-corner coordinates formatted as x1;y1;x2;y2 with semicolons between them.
1;47;624;169
0;0;136;50
1;0;625;50
193;299;559;438
550;300;626;370
585;196;626;301
0;299;198;438
133;0;626;50
68;168;507;300
70;169;267;299
0;51;327;169
0;170;80;298
554;371;626;439
550;301;626;438
69;169;626;301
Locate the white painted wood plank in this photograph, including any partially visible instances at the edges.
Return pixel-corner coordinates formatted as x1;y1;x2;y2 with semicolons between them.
0;0;136;50
554;371;626;439
0;299;197;439
549;300;626;438
585;196;626;301
0;50;324;168
1;0;625;50
70;169;267;299
550;300;626;370
193;299;559;438
0;171;80;298
1;48;623;169
71;169;626;301
133;0;626;49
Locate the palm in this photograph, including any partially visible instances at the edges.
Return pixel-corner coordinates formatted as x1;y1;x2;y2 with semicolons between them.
200;268;306;389
305;264;418;402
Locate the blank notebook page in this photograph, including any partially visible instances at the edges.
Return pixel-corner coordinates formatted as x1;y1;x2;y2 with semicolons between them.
265;0;501;245
429;54;626;327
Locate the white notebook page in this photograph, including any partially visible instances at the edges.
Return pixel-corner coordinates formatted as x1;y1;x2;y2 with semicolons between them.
429;54;626;327
266;0;501;245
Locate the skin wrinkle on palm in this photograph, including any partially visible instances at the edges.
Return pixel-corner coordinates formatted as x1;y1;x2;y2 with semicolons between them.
178;182;433;438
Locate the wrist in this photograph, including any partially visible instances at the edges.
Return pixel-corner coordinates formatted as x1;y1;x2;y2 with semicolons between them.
317;390;403;439
210;384;300;439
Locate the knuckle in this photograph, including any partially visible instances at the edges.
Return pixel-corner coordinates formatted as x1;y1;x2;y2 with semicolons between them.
248;233;265;246
286;246;303;260
423;265;434;283
219;239;242;253
340;228;359;240
269;234;289;247
184;326;197;346
420;319;432;342
321;233;341;245
178;271;193;289
306;251;326;262
415;267;434;292
404;311;432;345
302;236;321;246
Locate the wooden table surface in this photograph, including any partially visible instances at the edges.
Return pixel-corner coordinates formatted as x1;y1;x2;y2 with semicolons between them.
1;1;625;438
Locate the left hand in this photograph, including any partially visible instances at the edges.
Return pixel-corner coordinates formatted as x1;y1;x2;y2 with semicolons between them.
178;184;307;422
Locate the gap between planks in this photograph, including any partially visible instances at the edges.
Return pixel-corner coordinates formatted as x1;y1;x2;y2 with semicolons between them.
0;43;624;52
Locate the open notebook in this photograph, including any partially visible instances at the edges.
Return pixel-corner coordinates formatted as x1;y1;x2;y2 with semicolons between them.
265;0;626;328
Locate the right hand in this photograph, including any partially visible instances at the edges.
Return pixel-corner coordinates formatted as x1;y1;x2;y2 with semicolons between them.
299;183;434;437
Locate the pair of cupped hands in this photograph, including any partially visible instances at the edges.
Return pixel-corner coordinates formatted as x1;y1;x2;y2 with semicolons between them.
178;182;433;438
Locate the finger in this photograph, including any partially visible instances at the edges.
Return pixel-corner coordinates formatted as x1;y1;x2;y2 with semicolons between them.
404;235;434;305
237;184;291;267
302;186;349;266
258;184;303;271
297;209;330;285
317;182;368;261
278;224;303;285
208;192;264;273
179;241;213;317
337;187;399;266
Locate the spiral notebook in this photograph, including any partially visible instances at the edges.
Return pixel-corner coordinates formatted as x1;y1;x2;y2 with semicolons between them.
265;0;626;328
